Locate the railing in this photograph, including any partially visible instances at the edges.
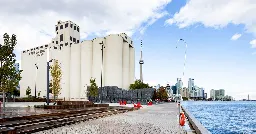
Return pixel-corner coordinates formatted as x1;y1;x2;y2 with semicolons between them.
181;106;212;134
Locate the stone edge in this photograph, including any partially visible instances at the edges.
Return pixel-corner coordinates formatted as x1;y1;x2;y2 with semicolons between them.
181;106;212;134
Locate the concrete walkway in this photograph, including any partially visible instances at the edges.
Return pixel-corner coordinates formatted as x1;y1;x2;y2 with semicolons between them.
36;103;186;134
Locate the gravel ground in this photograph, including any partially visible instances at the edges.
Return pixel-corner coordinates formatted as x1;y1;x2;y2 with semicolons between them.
35;103;186;134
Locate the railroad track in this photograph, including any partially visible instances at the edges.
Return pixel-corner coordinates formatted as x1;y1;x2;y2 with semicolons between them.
0;106;135;134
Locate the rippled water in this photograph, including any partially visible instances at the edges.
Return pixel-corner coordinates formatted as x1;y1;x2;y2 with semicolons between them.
182;101;256;134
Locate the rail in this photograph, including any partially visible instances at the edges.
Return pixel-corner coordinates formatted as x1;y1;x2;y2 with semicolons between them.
181;106;212;134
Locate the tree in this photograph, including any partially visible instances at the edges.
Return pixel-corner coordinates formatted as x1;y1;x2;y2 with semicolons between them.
156;87;168;101
0;33;22;109
49;60;62;102
88;78;98;100
26;86;31;97
152;89;158;100
129;79;150;90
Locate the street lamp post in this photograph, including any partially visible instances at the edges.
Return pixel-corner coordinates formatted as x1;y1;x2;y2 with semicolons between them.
35;64;38;98
46;59;53;105
99;41;105;103
176;39;187;99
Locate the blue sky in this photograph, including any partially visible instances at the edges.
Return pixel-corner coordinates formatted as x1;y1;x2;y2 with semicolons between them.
130;0;256;100
1;0;255;100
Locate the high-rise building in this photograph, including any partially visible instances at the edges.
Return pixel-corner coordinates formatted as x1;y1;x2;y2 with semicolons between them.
219;89;225;96
176;78;183;94
215;90;220;99
171;85;177;94
188;78;194;91
210;89;215;99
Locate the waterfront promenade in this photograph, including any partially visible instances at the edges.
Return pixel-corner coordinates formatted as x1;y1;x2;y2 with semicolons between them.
35;103;186;134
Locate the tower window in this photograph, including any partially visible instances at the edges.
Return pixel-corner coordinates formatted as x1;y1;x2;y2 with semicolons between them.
56;41;58;44
60;34;63;42
77;27;79;32
60;25;63;29
56;26;58;31
77;40;79;43
52;41;54;43
65;42;68;46
73;37;76;43
70;24;73;28
60;44;63;47
70;36;72;41
74;26;76;30
65;23;68;28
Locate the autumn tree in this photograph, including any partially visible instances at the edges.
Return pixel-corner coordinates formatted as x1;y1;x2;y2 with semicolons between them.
0;33;22;109
88;78;98;100
153;87;168;101
49;60;62;102
129;79;150;90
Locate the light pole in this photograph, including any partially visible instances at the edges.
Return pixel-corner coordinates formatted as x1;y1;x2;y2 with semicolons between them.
176;39;187;100
35;63;38;98
99;41;105;103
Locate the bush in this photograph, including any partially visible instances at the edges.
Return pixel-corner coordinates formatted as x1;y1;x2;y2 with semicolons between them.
129;79;150;90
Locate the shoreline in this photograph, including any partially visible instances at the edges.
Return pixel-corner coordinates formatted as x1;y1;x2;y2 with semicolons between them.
181;105;212;134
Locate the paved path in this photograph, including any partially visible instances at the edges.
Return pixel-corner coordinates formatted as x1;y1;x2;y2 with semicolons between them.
36;103;186;134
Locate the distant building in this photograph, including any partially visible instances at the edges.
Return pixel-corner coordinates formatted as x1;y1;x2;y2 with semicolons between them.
210;89;215;99
204;93;207;99
219;89;225;96
171;86;177;94
176;78;183;94
166;84;172;97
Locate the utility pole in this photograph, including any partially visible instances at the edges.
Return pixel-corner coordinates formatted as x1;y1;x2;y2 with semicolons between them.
99;41;105;103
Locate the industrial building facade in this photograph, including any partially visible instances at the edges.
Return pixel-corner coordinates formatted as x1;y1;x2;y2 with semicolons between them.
20;20;135;100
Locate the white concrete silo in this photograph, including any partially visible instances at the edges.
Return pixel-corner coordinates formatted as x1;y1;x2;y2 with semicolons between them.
104;34;123;88
121;38;130;89
92;37;105;87
60;43;71;100
20;51;30;97
80;40;93;100
36;45;48;98
70;43;81;100
129;47;135;85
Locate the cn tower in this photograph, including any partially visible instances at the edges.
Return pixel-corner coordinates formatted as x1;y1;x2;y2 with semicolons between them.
139;40;144;82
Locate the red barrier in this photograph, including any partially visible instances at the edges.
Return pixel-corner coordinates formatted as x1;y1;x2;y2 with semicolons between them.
133;102;142;108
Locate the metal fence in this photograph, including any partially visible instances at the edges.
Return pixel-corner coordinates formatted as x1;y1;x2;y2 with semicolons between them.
87;86;155;104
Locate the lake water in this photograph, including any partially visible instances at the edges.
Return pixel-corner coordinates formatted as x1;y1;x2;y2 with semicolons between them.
182;101;256;134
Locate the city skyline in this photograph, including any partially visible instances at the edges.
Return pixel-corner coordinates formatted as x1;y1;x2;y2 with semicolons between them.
0;0;255;100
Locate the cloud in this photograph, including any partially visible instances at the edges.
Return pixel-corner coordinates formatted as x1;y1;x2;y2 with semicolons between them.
252;52;256;55
165;0;256;36
0;0;172;52
250;39;256;48
231;33;242;40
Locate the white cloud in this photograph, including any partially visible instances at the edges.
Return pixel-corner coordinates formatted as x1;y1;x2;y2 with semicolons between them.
165;0;256;35
250;39;256;48
231;33;242;40
0;0;172;52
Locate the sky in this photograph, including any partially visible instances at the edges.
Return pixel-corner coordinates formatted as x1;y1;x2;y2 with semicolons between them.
0;0;256;100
